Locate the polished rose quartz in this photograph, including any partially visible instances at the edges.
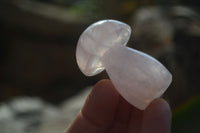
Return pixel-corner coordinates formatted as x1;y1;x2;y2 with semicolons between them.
76;20;172;110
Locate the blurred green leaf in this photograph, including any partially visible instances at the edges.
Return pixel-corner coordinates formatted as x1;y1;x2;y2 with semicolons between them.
69;0;104;19
172;95;200;133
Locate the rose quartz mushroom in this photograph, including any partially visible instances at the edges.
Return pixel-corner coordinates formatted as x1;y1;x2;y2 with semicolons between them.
76;20;172;110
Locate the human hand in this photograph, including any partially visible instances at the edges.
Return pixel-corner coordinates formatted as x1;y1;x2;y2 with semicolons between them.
65;79;171;133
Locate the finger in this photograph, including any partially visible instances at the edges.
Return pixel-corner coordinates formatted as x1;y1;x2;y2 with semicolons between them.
108;96;132;133
66;79;120;133
141;98;172;133
126;105;143;133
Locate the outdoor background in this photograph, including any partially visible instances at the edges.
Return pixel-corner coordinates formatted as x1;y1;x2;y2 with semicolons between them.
0;0;200;133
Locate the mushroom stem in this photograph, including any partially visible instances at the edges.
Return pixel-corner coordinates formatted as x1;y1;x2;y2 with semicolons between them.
102;45;172;110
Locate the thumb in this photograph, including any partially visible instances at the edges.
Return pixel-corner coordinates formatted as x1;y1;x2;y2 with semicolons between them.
141;98;172;133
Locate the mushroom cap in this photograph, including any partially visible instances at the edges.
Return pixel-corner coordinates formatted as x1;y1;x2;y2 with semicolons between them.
76;20;131;76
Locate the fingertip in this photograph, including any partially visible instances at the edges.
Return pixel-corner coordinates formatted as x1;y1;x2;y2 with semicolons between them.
92;79;119;97
66;79;120;133
142;98;171;133
82;79;120;127
147;98;172;117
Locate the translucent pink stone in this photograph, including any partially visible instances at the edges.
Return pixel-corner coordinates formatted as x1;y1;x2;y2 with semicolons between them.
76;20;172;110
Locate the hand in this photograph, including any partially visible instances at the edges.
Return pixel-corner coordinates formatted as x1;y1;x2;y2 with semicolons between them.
65;79;171;133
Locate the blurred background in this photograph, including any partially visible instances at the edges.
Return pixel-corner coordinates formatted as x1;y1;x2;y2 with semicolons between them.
0;0;199;133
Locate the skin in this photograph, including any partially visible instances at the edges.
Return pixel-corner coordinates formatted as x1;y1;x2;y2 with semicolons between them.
65;79;171;133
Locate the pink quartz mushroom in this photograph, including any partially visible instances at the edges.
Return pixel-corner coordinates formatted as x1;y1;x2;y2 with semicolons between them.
76;20;172;110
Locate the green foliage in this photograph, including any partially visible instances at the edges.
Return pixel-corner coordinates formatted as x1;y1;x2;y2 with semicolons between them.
69;0;104;19
172;95;200;133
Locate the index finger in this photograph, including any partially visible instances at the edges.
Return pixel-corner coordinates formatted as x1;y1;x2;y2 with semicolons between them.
66;79;120;133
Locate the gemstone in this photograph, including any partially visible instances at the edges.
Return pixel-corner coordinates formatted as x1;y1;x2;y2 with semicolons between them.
76;20;172;110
